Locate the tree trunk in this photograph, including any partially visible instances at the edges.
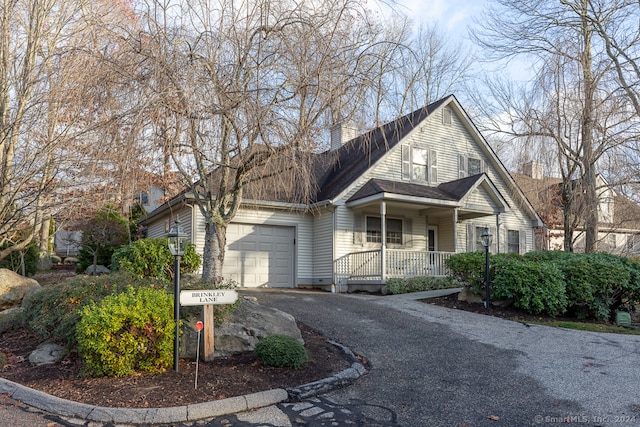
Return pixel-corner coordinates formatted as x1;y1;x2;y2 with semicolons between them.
201;220;227;285
580;3;598;253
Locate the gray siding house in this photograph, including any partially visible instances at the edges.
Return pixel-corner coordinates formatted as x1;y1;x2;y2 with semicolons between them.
140;95;543;291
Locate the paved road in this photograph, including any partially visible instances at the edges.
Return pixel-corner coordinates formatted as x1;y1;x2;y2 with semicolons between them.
247;289;640;427
3;289;640;426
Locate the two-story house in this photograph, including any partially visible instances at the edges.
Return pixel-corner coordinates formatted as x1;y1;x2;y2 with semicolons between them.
140;95;543;291
512;161;640;254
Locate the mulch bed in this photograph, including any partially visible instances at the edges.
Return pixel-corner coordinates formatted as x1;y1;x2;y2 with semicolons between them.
0;322;353;408
422;292;640;326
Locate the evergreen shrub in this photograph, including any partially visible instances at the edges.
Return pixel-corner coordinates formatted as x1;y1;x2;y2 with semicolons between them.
385;276;457;295
491;256;567;316
76;286;175;377
255;334;307;369
111;237;201;282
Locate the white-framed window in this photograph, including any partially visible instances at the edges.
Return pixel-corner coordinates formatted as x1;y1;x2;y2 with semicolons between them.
366;216;403;244
507;230;520;253
443;108;452;125
607;234;616;249
459;155;484;178
402;145;437;183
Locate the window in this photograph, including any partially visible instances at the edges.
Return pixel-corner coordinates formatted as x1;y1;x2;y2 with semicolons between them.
366;216;403;244
459;155;483;178
412;148;428;181
507;230;520;254
468;158;482;176
608;234;616;249
402;145;436;183
443;108;452;125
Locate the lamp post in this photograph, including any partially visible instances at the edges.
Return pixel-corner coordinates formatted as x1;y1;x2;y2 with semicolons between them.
168;219;188;372
480;226;493;309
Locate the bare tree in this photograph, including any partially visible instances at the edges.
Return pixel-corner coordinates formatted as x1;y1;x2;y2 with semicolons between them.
123;0;402;283
470;0;640;252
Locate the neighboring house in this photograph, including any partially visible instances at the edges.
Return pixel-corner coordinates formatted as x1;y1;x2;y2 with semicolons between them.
54;174;181;259
140;95;542;291
512;162;640;255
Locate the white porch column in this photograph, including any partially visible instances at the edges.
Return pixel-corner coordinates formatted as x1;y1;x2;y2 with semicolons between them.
453;208;458;253
381;201;386;280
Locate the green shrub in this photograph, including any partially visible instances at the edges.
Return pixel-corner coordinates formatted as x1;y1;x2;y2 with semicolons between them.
76;286;175;377
445;252;487;288
111;237;201;282
385;276;458;295
491;257;567;316
18;272;168;347
63;257;79;264
50;255;62;264
556;252;630;320
255;334;307;369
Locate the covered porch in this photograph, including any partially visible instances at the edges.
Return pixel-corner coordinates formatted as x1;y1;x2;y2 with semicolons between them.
333;176;507;291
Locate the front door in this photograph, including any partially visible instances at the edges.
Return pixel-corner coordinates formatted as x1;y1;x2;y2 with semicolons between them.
427;226;438;252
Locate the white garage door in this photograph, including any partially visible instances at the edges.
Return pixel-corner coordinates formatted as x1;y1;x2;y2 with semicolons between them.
223;224;295;288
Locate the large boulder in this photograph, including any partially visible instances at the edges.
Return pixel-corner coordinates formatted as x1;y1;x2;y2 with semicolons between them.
180;297;303;358
0;269;41;310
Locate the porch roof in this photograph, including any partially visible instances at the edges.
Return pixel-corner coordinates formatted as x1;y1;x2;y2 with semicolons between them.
347;179;459;204
346;174;509;216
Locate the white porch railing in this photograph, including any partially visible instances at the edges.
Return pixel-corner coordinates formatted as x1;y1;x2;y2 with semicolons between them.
334;249;453;282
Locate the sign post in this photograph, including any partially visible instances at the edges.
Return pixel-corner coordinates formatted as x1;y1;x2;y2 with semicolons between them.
180;290;239;362
194;320;203;390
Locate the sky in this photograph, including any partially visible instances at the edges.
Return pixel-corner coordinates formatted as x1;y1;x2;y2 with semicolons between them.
394;0;487;36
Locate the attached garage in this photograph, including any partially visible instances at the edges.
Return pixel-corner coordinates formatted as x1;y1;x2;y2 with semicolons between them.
222;223;295;288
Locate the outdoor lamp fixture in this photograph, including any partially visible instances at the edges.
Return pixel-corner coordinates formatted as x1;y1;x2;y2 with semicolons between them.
167;219;188;371
480;226;493;309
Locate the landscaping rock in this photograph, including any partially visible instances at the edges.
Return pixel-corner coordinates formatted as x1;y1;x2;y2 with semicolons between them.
85;265;110;275
0;268;41;310
180;297;303;358
29;342;65;366
457;287;483;304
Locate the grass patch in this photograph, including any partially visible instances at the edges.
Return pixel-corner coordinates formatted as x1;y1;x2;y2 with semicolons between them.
515;318;640;335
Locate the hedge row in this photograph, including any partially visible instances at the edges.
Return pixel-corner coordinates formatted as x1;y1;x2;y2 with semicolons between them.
445;251;640;319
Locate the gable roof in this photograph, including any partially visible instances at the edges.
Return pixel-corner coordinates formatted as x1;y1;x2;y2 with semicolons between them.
312;96;450;202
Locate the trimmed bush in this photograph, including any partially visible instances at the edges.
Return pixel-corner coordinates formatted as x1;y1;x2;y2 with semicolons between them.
63;257;79;264
445;251;487;288
385;276;457;295
255;334;307;369
491;256;567;316
556;252;630;320
18;272;168;347
111;238;201;282
50;255;62;264
76;286;175;377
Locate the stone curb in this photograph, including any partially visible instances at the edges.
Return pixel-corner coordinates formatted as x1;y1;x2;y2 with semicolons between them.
286;340;368;401
0;378;288;424
0;340;365;425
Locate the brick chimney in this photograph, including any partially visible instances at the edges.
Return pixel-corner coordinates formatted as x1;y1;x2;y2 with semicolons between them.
523;161;543;180
330;123;358;151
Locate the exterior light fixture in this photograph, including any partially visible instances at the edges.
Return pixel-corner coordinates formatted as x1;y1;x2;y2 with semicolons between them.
480;226;493;309
167;219;188;371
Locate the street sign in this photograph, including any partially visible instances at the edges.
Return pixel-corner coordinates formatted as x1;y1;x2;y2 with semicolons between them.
180;289;238;306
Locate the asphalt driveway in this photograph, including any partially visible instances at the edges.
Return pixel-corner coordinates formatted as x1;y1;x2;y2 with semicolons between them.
247;289;640;427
